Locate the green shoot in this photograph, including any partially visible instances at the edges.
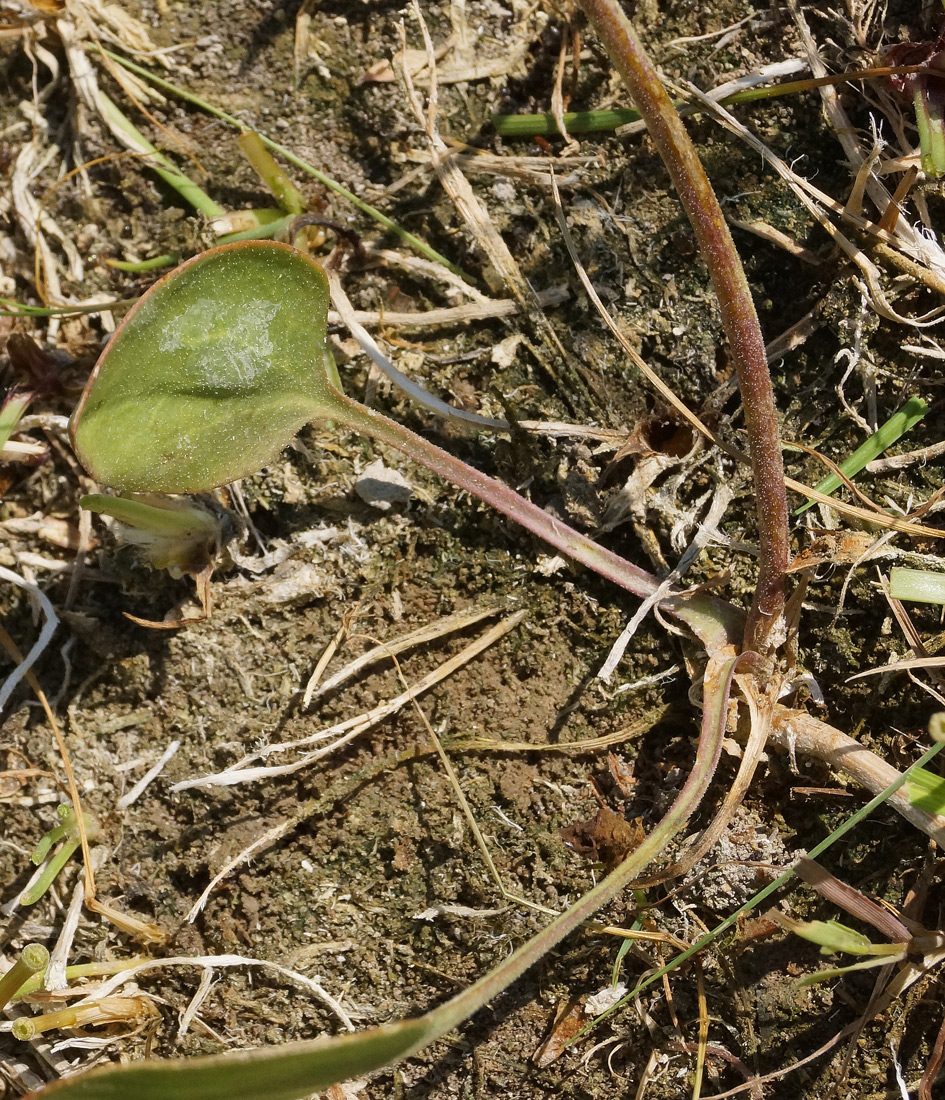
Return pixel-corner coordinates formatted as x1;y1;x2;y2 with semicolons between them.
794;396;928;515
80;494;222;576
0;298;134;317
773;913;905;956
0;389;33;455
99;49;468;277
886;31;945;177
20;805;101;907
238;133;305;215
98;92;223;219
209;135;305;245
10;958;150;1003
905;765;945;814
494;107;646;136
0;944;49;1009
889;566;945;604
914;81;945;176
107;254;178;273
773;907;910;987
493;64;934;137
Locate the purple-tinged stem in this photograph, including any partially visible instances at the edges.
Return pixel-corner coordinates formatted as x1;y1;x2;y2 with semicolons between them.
332;390;741;652
577;0;790;653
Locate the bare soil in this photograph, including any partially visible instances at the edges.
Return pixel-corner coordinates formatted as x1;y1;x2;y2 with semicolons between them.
2;1;945;1098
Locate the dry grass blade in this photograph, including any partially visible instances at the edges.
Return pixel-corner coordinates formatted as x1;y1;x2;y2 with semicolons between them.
172;610;527;790
450;707;666;754
397;3;601;409
597;476;734;681
63;953;357;1031
549;170;731;457
329;269;508;430
645;673;777;886
551;168;940;543
304;603;507;705
364;246;492;302
300;619;347;709
788;0;945;283
326;283;570;329
0;564;59;712
782;477;943;538
395;9;530;305
848;655;945;679
867;438;945;474
688;83;945;320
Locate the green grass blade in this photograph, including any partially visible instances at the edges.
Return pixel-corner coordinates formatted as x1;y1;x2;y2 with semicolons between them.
889;567;945;605
239;132;305;214
106;253;178;273
905;764;945;813
215;214;296;245
575;737;945;1040
98;93;223;219
99;49;469;278
493;108;644;135
493;72;921;138
0;391;32;453
794;396;928;516
0;299;134;317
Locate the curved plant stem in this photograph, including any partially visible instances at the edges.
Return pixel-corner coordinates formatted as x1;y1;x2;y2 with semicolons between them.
32;647;742;1100
577;0;790;653
330;388;742;652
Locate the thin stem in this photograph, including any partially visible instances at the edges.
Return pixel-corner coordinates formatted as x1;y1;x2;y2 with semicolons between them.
98;93;224;219
416;646;741;1042
581;735;945;1037
577;0;790;653
99;49;469;279
332;389;741;651
492;64;932;136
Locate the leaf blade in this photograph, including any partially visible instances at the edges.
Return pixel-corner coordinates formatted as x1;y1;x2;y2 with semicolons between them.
71;242;334;493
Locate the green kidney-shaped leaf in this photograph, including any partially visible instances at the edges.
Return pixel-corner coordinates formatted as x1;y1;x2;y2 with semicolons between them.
71;242;336;493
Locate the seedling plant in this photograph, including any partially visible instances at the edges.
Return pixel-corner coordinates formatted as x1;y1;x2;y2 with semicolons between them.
6;0;945;1096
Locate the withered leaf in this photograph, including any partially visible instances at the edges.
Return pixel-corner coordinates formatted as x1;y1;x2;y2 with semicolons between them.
561;806;644;868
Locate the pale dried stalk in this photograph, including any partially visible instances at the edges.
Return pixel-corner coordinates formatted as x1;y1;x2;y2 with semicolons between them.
769;708;945;847
329;270;508;431
788;0;945;287
68;954;356;1032
689;85;945;323
305;604;506;705
0;564;59;713
173;612;527;790
326;283;569;329
398;3;595;406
